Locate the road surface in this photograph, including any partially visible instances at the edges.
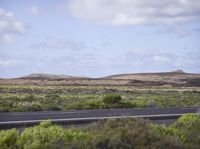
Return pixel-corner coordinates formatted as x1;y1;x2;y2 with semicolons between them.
0;107;198;129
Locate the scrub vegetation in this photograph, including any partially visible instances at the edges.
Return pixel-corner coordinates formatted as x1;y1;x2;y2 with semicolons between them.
0;114;200;149
0;85;200;112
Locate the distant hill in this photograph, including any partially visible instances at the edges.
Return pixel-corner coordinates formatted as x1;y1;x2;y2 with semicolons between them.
0;70;200;87
104;70;189;80
170;69;185;73
21;73;87;79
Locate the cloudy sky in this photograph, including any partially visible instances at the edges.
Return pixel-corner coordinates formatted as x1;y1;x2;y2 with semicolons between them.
0;0;200;78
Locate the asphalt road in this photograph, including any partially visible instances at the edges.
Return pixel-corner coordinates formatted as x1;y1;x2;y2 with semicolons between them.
0;107;198;128
0;107;198;122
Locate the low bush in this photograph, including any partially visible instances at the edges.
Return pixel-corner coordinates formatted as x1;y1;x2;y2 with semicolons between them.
173;114;200;146
152;124;187;143
45;94;61;100
0;129;18;149
152;114;200;147
87;118;183;149
43;104;61;111
18;120;90;149
103;94;122;104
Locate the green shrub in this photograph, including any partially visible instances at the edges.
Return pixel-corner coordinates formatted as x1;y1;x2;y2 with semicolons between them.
45;94;61;100
152;114;200;147
26;95;36;101
0;106;10;112
176;113;200;126
103;94;122;104
18;120;91;149
18;120;67;149
43;104;61;111
0;129;18;149
172;114;200;146
27;104;42;111
152;124;187;143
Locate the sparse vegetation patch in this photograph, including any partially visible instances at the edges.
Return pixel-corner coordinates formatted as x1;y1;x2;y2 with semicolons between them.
0;85;200;112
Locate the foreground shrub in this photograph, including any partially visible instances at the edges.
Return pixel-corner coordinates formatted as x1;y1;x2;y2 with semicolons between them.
17;120;90;149
173;114;200;146
18;121;66;149
0;129;18;149
152;114;200;148
88;118;183;149
103;94;122;104
152;124;187;143
176;113;200;127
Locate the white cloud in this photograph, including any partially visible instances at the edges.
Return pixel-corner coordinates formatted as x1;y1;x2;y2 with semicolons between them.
14;21;27;33
0;59;14;67
156;26;191;37
31;37;86;50
0;8;28;34
70;0;200;25
0;8;28;46
30;5;39;15
153;55;171;64
109;50;176;72
0;34;14;45
175;52;200;68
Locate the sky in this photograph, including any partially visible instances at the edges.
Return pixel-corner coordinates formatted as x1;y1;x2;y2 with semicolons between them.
0;0;200;78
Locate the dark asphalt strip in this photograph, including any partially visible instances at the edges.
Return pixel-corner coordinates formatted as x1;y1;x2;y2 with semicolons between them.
0;107;198;129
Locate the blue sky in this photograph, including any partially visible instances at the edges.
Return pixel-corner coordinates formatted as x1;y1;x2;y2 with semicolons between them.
0;0;200;78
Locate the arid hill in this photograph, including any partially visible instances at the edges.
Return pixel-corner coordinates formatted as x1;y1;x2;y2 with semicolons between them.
21;73;87;79
104;70;200;86
0;70;200;87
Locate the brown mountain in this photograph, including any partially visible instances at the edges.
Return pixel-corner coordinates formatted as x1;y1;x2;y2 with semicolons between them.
0;70;200;87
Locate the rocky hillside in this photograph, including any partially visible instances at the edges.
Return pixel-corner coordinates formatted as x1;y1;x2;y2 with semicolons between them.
0;70;200;87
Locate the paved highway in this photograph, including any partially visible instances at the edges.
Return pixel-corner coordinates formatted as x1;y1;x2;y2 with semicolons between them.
0;107;198;129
